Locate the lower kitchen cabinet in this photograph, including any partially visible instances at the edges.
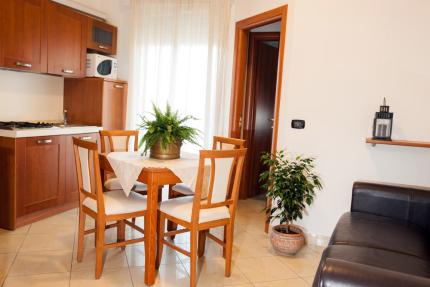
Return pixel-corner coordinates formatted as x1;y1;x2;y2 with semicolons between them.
0;132;97;230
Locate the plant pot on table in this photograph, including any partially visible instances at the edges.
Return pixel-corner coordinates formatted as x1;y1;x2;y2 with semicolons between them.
150;139;183;160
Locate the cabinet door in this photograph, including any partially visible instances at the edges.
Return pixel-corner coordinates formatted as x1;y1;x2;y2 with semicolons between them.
102;81;128;130
0;0;47;72
64;133;98;203
46;0;86;77
87;18;117;55
16;136;65;216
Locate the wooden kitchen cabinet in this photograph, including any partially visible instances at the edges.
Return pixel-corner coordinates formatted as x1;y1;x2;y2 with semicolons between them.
87;17;117;55
15;136;66;217
0;132;97;230
46;0;86;77
0;0;47;72
64;78;128;130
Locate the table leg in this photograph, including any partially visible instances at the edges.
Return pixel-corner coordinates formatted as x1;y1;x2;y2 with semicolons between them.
144;180;159;285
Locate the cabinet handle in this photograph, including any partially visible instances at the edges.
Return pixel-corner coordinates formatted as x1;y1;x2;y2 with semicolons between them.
37;139;52;144
80;136;92;140
98;45;109;50
15;61;32;68
62;69;75;74
114;84;124;89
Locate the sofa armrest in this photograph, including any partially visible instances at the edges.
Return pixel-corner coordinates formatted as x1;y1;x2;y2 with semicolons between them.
312;258;430;287
351;181;430;230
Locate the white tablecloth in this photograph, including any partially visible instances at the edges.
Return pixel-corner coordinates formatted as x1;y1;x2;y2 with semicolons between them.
107;151;204;196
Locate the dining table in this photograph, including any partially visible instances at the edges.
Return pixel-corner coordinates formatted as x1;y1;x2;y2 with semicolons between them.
99;151;202;286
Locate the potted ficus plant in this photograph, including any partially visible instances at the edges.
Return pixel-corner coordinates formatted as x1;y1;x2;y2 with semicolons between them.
260;150;322;255
138;104;200;159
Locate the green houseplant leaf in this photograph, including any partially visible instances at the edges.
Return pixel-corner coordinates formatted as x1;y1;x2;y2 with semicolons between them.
259;150;322;233
138;104;201;154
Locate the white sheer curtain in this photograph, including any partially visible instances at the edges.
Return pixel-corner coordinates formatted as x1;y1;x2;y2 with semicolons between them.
127;0;231;149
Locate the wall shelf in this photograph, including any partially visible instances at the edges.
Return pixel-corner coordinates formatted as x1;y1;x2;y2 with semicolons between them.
366;138;430;148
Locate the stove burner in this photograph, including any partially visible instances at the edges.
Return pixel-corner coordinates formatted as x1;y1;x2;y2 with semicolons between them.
0;121;55;130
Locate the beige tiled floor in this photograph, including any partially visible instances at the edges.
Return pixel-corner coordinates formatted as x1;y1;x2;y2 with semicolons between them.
0;196;324;287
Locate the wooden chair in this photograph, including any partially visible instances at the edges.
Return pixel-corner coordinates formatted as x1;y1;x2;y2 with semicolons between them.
73;137;147;279
169;136;245;197
99;130;147;194
167;136;245;241
156;148;247;287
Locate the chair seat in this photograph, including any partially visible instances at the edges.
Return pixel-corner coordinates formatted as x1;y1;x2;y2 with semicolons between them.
83;190;147;215
172;184;195;195
104;178;147;192
159;196;230;223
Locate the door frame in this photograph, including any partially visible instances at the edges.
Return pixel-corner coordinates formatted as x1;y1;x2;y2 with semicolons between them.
229;5;288;152
229;6;288;232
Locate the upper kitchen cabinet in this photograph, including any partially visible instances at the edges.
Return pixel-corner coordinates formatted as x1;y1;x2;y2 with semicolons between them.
87;18;117;55
46;0;86;77
0;0;47;73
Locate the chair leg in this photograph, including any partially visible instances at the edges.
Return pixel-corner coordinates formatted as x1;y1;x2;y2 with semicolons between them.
224;223;234;277
95;218;105;279
132;218;136;224
190;227;198;287
117;220;126;251
156;212;165;269
222;226;227;258
94;219;97;247
77;210;85;262
167;185;178;240
198;230;207;258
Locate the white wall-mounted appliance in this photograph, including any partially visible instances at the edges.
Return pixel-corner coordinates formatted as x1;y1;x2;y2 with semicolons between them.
86;53;118;79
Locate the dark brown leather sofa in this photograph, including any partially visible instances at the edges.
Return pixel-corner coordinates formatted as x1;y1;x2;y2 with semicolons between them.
313;181;430;287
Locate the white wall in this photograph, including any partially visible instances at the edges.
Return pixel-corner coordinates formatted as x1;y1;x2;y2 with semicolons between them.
0;0;131;122
228;0;430;237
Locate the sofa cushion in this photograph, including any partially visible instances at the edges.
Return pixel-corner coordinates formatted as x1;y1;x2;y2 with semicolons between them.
321;245;430;278
330;212;430;260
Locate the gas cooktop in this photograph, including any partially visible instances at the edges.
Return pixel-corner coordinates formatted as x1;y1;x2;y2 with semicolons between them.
0;121;55;130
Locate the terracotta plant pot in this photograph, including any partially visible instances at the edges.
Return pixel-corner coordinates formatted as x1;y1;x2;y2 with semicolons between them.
270;224;305;255
150;139;182;160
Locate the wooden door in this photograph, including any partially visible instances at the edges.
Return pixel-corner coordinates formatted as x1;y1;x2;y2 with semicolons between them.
241;33;279;199
0;0;47;72
102;80;128;130
16;136;66;216
65;133;98;203
46;0;86;77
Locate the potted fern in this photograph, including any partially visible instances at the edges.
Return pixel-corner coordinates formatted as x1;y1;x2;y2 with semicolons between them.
260;150;322;255
138;104;200;159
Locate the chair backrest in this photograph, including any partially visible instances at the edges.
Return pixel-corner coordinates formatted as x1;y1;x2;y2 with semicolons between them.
212;136;245;150
191;148;247;223
73;137;106;215
99;130;139;153
212;136;246;199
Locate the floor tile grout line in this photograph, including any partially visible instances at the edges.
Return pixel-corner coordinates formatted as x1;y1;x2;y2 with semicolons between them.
1;223;32;285
68;220;77;287
124;229;135;287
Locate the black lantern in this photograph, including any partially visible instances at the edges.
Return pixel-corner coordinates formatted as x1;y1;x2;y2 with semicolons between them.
372;98;393;140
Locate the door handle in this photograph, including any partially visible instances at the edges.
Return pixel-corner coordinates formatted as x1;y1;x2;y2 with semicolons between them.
98;45;109;50
15;61;32;68
37;139;52;144
80;136;92;140
114;84;124;89
62;69;75;74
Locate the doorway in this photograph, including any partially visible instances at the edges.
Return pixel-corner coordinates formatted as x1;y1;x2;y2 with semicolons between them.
243;31;280;198
229;6;288;200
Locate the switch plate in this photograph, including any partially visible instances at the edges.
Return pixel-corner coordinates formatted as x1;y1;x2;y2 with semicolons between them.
291;119;305;129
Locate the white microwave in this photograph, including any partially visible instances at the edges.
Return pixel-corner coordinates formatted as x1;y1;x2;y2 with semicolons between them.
86;53;118;79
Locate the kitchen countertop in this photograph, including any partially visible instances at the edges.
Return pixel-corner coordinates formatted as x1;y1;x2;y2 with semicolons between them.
0;125;101;138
